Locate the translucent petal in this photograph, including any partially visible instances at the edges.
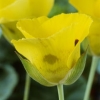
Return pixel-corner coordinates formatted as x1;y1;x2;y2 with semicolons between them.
67;43;80;69
63;52;87;85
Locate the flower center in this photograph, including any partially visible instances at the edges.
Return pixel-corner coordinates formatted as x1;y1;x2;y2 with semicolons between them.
43;54;58;64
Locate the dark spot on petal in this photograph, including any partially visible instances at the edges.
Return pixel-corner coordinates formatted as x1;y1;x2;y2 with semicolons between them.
75;39;79;46
43;54;58;64
8;28;15;34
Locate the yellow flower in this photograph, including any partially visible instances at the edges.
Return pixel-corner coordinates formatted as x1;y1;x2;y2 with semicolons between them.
0;0;54;41
0;0;54;23
12;13;92;86
69;0;100;56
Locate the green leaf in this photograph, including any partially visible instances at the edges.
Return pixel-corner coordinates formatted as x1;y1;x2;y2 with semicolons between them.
0;64;18;100
63;52;87;85
17;53;57;87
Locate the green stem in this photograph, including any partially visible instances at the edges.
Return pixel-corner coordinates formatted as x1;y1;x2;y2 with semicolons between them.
57;84;64;100
83;56;99;100
23;74;31;100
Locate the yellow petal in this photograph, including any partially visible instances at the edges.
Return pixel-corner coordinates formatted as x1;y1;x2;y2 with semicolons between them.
0;0;31;23
0;0;54;23
69;0;95;16
63;51;87;85
29;0;54;17
0;0;15;9
67;43;80;69
17;16;49;38
88;18;100;56
94;0;100;18
17;13;92;39
40;13;92;38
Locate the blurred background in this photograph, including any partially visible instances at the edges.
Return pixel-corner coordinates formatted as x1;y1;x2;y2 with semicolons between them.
0;0;100;100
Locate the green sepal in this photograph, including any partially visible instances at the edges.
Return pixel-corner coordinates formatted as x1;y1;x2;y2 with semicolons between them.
16;52;57;87
61;52;87;85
